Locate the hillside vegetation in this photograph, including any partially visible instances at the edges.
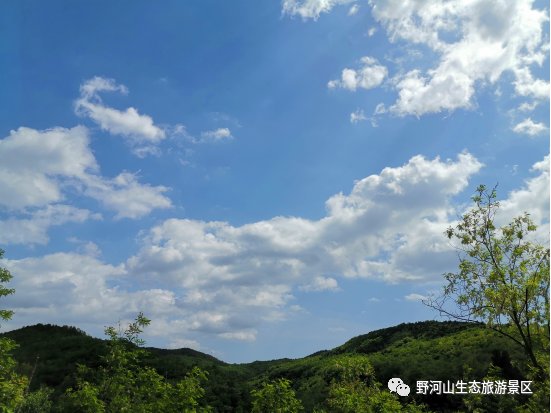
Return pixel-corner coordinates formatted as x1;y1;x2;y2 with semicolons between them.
2;320;530;412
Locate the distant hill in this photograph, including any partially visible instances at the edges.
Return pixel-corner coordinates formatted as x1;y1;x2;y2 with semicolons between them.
2;320;528;412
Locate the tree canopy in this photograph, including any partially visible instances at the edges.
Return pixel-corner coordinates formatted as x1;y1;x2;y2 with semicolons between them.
426;185;549;378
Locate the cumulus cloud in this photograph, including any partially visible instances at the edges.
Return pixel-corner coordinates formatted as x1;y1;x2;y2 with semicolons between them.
4;253;126;324
128;153;484;289
513;67;550;100
2;253;184;339
75;77;166;156
5;153;548;347
328;56;387;91
0;126;96;209
122;152;483;340
84;172;171;220
499;155;550;242
294;0;549;117
512;118;548;136
0;205;101;245
0;126;171;244
377;0;549;116
282;0;354;20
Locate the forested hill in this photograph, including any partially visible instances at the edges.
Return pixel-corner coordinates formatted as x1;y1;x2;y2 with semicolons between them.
2;320;527;412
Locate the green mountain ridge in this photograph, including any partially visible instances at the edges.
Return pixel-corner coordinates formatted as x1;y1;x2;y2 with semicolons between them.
2;320;528;412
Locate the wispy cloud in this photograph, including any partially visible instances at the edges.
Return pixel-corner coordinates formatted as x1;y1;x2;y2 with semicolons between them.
200;127;233;142
350;109;367;123
404;293;427;302
282;0;354;20
75;77;166;156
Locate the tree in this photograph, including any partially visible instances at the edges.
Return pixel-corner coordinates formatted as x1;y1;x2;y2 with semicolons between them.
17;387;54;413
425;185;550;379
63;313;210;412
0;249;15;323
325;355;430;413
250;378;303;413
0;249;27;412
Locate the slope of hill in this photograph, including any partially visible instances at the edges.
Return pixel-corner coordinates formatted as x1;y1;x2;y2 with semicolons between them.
2;320;528;412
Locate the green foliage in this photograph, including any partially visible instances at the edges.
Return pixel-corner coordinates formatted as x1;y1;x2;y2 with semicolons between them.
424;185;550;411
2;320;538;412
1;324;248;412
0;250;14;323
429;185;550;379
18;387;54;413
251;378;303;413
326;355;378;413
0;337;27;412
0;249;27;412
61;313;210;412
257;322;522;412
325;355;431;413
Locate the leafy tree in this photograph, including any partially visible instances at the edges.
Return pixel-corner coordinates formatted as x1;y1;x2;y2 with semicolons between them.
250;378;303;413
326;355;430;413
62;313;210;412
17;386;54;413
426;185;550;379
0;249;27;412
0;250;14;323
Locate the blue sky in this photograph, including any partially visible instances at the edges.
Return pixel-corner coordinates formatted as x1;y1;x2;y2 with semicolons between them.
0;0;549;363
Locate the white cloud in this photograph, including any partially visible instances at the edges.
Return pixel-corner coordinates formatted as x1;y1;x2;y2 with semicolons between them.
513;67;550;100
5;253;126;324
328;56;387;91
84;172;171;219
0;126;172;243
499;155;550;241
0;126;96;209
376;0;550;116
350;109;367;123
404;293;427;301
348;4;359;16
200;128;233;142
512;118;548;136
166;337;202;350
0;205;101;245
79;76;129;98
391;68;475;116
282;0;354;20
518;101;539;112
372;103;385;116
75;77;166;155
299;276;339;292
5;153;548;346
219;330;257;341
298;0;549;117
124;152;483;339
367;27;377;37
